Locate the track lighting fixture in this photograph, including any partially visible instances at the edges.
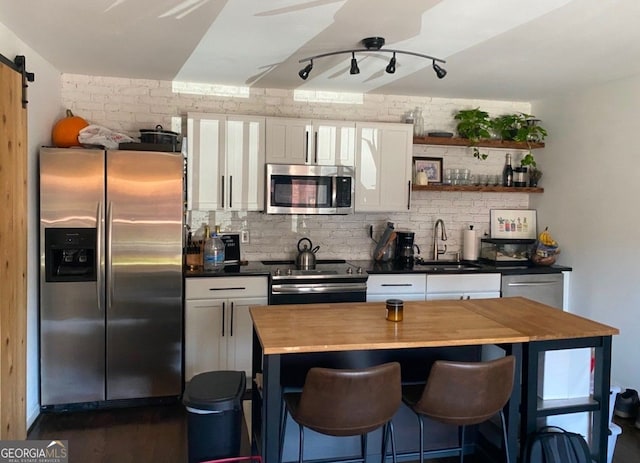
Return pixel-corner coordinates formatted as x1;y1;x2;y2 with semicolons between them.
298;36;446;81
298;61;313;80
385;52;396;74
350;52;360;75
432;60;447;79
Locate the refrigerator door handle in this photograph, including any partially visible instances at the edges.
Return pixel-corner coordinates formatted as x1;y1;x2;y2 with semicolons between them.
106;201;114;311
96;201;103;312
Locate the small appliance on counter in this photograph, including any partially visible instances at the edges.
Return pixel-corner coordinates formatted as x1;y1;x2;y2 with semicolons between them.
395;231;419;268
480;238;535;265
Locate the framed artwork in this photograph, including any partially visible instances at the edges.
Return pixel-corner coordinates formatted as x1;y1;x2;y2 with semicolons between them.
490;209;537;239
413;157;443;184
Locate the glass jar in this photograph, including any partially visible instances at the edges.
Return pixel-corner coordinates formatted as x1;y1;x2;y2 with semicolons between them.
386;299;404;322
514;167;528;187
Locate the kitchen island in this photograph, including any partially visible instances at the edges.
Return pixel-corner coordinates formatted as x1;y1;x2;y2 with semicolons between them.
250;297;618;463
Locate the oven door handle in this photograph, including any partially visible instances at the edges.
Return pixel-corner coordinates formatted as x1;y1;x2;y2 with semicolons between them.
270;283;367;294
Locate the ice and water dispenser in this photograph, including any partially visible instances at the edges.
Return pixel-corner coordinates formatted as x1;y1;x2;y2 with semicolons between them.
44;228;97;282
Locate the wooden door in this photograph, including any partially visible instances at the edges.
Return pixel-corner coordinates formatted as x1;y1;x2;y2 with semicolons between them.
0;56;28;439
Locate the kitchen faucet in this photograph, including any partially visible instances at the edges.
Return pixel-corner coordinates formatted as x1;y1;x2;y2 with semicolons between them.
433;219;447;260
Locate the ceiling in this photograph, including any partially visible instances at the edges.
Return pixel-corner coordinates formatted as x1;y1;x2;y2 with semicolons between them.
2;0;640;101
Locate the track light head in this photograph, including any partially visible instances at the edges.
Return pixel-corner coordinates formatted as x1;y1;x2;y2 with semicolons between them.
350;52;360;75
298;61;313;80
385;53;396;74
432;60;447;79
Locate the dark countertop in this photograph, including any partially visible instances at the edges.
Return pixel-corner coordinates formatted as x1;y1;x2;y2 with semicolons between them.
184;259;571;278
184;261;272;278
347;259;571;275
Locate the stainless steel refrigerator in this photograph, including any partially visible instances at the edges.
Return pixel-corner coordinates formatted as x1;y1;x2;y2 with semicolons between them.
39;147;183;406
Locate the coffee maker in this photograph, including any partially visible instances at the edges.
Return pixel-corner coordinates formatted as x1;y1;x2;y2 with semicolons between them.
395;231;419;268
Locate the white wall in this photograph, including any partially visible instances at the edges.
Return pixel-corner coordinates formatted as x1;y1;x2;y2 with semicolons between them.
532;76;640;391
0;20;62;428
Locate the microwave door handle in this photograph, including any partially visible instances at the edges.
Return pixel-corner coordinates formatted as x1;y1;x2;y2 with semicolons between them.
332;176;338;207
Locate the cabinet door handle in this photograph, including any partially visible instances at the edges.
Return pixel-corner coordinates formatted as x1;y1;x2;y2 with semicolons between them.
314;131;318;164
381;283;413;287
407;181;411;210
305;131;309;163
209;287;247;291
459;295;464;300
221;175;225;209
229;175;233;208
221;302;225;337
230;301;234;337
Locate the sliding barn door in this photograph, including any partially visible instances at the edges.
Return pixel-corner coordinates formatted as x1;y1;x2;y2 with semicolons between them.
0;57;28;439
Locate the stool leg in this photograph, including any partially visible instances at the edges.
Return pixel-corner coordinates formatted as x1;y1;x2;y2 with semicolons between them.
298;424;304;463
499;410;510;463
280;406;288;463
389;421;397;463
381;423;389;463
417;414;425;463
459;425;465;463
361;433;367;463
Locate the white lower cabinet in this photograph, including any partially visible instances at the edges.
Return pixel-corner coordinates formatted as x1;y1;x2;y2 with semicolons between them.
366;274;426;301
426;274;501;300
185;276;267;382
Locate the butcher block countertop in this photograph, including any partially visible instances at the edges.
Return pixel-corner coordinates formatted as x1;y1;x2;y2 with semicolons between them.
249;297;619;355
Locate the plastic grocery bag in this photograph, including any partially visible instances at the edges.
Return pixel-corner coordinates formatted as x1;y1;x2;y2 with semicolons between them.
78;124;135;149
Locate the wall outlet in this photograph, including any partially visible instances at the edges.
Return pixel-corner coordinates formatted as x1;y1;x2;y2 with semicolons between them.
241;230;250;244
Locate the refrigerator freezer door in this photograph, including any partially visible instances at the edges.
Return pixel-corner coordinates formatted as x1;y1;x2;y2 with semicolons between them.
40;148;106;405
105;150;183;400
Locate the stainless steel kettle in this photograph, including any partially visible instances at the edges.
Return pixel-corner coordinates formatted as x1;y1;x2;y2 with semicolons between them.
296;237;319;270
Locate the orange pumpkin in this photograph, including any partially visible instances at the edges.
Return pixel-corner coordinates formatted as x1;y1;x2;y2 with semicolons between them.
52;109;89;148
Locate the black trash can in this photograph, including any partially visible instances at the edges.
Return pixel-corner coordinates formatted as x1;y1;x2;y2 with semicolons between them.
183;370;247;463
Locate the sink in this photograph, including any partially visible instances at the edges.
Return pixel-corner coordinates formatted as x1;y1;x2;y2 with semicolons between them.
414;260;482;272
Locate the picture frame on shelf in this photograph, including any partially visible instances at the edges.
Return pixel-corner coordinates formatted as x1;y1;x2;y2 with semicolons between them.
413;156;443;184
490;209;537;239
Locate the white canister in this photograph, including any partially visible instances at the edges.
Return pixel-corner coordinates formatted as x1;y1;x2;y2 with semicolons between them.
416;169;428;185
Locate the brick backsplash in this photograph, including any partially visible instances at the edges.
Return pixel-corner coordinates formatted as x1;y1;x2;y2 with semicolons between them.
62;74;533;261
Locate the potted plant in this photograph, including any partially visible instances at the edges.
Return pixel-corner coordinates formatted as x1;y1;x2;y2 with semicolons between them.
454;108;492;160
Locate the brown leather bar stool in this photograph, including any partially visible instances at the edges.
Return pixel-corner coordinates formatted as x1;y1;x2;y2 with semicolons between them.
280;362;402;463
402;356;515;463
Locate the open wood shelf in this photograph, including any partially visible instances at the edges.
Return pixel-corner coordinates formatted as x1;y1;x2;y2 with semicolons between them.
412;184;544;193
413;136;545;150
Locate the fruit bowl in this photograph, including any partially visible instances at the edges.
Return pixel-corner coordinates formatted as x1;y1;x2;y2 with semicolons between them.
530;253;557;266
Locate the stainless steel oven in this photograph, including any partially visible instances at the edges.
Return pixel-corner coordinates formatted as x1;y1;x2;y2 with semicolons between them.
264;260;367;305
266;164;354;215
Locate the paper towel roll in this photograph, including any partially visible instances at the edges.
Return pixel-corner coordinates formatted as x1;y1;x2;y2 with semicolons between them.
463;228;479;261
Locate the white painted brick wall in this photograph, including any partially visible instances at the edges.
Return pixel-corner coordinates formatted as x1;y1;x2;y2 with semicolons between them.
62;73;535;261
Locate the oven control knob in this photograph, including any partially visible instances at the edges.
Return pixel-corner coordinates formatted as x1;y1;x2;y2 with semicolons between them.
286;268;292;275
357;267;363;274
274;268;281;276
346;267;353;274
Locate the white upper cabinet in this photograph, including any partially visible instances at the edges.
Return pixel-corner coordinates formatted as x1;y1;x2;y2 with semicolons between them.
354;122;413;212
187;113;265;211
265;117;355;166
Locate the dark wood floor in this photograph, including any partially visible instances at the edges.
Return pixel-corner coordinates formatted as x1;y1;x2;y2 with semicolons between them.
28;403;640;463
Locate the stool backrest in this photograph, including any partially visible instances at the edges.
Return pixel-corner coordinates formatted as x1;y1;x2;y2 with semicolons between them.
295;362;402;436
415;356;515;426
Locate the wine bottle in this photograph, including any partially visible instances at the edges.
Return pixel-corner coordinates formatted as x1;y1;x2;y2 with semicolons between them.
502;153;513;187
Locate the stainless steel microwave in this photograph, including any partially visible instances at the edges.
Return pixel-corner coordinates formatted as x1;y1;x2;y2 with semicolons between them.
266;164;354;214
